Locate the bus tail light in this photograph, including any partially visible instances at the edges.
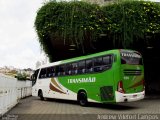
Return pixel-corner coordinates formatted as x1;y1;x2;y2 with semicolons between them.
117;81;125;93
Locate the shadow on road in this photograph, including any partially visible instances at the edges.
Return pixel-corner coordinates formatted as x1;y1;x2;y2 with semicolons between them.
37;97;138;110
89;103;138;110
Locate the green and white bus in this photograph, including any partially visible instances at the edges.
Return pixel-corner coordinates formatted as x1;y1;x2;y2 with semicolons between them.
32;49;145;106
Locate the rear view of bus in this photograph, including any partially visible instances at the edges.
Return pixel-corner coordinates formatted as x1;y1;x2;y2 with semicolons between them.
115;49;145;102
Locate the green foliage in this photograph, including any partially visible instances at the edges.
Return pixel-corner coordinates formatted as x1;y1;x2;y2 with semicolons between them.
102;0;160;47
16;73;27;80
35;1;103;58
35;0;160;61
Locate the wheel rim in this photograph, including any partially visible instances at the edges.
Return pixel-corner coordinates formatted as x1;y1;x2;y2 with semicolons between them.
80;99;86;105
79;92;87;106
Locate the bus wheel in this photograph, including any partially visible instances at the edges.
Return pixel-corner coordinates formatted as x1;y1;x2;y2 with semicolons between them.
78;91;88;106
38;90;44;100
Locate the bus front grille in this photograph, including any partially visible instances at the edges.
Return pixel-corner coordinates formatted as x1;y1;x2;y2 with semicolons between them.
100;86;114;101
124;69;142;76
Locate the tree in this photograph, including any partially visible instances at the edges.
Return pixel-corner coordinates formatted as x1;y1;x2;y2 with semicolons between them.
35;0;160;62
16;73;27;80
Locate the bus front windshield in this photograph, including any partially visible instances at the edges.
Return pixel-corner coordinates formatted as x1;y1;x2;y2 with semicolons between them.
31;69;39;86
120;51;142;65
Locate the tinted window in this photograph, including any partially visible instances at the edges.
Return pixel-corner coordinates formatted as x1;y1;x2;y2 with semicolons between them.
55;66;61;76
39;68;47;78
121;52;142;65
86;59;93;73
102;55;112;70
93;57;104;72
59;65;66;75
47;67;55;77
71;62;78;75
66;64;72;75
103;55;112;65
37;55;113;78
32;69;39;86
78;60;85;74
94;57;103;66
34;69;39;80
93;55;112;72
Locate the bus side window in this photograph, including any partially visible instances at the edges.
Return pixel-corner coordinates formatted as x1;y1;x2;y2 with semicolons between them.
39;68;47;79
93;57;103;72
66;64;72;75
59;65;66;76
47;67;55;77
78;60;85;74
103;55;112;70
51;67;55;76
71;62;78;75
86;59;93;73
47;67;51;77
55;66;60;76
103;55;112;64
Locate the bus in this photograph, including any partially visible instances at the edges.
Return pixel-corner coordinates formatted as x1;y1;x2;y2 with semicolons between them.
32;49;145;106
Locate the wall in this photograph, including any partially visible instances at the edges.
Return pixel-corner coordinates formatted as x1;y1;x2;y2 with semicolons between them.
0;74;32;116
16;80;32;99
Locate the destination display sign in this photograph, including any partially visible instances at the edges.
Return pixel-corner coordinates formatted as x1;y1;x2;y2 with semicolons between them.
121;52;141;58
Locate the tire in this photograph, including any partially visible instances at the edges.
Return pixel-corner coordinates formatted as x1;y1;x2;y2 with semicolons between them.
78;91;88;106
38;90;44;100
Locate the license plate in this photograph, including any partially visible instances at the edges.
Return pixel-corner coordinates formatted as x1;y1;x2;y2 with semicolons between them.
133;95;137;97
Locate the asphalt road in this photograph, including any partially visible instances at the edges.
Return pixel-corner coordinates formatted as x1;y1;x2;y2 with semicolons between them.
2;96;160;120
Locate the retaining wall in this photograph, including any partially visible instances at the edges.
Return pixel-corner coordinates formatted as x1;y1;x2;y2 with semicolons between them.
0;74;32;115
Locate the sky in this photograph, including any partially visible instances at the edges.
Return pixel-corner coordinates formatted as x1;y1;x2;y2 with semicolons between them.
0;0;47;69
0;0;160;69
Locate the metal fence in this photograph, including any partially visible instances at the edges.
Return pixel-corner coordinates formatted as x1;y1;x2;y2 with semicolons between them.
0;74;32;115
